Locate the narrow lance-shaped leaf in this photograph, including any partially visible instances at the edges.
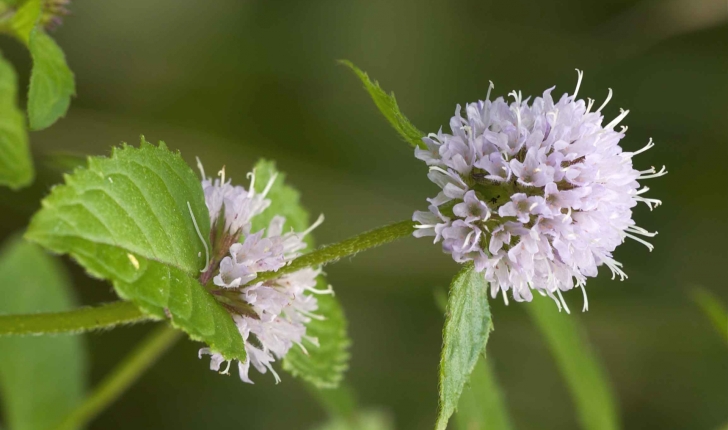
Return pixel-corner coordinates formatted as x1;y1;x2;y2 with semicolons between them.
526;296;620;430
434;287;513;430
339;60;426;149
436;263;492;430
0;52;33;189
0;236;87;430
25;139;246;361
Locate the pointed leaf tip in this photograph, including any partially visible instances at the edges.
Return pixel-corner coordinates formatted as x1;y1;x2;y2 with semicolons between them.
340;60;426;150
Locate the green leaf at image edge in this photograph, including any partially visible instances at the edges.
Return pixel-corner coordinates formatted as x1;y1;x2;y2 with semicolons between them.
0;236;86;430
339;60;426;150
526;296;620;430
0;52;33;189
27;28;75;130
25;139;246;361
436;263;492;430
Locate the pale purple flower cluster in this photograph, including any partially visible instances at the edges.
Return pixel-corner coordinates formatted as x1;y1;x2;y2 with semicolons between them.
413;71;666;312
196;163;329;383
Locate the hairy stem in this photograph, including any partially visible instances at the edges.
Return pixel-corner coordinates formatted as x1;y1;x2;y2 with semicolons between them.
55;325;182;430
254;219;415;284
0;301;155;336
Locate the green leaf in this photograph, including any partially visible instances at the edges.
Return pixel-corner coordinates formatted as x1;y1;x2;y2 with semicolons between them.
0;0;74;130
3;0;42;43
691;286;728;345
0;52;33;189
339;60;425;149
0;236;86;430
436;263;492;430
283;277;350;388
526;296;620;430
455;357;513;430
25;139;246;361
27;28;75;130
250;159;313;245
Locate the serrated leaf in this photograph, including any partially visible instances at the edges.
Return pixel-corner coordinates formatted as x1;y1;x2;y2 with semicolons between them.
250;159;313;246
526;296;620;430
455;357;513;430
436;263;492;430
339;60;425;149
27;28;75;130
0;236;86;430
691;286;728;345
283;277;350;388
0;52;33;189
25;139;246;361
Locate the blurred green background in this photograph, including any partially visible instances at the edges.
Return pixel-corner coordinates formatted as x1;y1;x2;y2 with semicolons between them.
1;0;726;428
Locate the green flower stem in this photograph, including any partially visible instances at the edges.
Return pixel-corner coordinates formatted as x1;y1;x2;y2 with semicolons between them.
0;300;154;336
54;324;182;430
253;219;416;284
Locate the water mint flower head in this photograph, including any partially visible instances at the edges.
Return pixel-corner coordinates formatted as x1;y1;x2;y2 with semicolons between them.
413;71;666;312
195;161;330;383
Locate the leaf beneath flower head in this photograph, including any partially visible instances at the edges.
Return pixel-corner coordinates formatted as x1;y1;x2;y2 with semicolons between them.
0;236;86;430
339;60;426;150
436;263;492;430
283;276;351;388
25;139;246;361
0;52;33;189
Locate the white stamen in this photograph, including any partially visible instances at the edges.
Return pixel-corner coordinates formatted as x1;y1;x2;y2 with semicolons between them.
635;196;662;210
597;88;613;112
636;186;650;195
626;225;657;237
586;98;595;114
556;288;571;314
580;284;589;312
221;360;232;375
308;284;335;295
218;166;226;184
638;165;668;179
486;80;494;102
573;69;584;99
630;138;655;157
599;254;627;281
301;214;325;237
188;201;211;273
502;288;510;306
260;172;279;198
605;108;629;130
624;232;654;251
195;156;206;180
246;169;256;196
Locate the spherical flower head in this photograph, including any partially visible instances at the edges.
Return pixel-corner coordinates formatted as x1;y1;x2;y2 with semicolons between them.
194;160;329;383
413;71;666;312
